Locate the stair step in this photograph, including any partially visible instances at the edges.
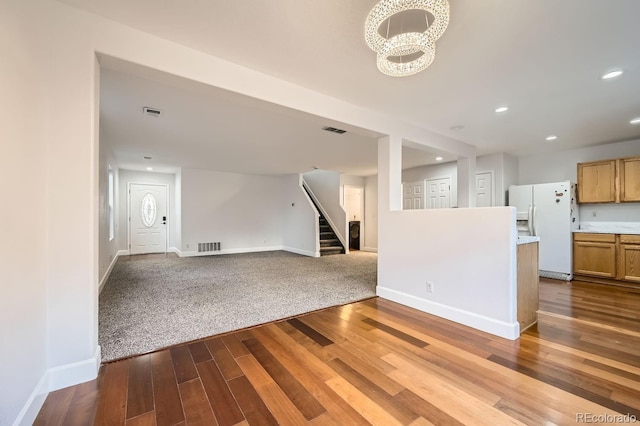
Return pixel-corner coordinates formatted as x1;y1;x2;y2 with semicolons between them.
320;232;336;239
320;239;340;247
320;246;344;256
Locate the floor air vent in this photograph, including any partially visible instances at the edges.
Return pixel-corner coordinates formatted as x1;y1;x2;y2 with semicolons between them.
198;242;221;252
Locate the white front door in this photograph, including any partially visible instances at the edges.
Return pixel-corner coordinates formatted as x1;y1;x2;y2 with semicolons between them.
476;172;494;207
402;181;424;210
129;183;168;255
426;177;451;208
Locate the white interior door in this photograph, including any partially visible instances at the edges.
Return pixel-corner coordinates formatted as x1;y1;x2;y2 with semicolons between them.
402;181;424;210
476;172;494;207
426;177;451;208
129;183;168;255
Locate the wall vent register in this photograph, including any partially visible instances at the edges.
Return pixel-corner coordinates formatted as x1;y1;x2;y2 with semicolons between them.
198;242;221;252
143;106;162;118
322;126;347;134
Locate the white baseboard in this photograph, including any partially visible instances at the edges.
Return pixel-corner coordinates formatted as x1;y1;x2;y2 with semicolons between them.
376;286;520;340
282;246;318;257
12;346;101;426
361;246;378;253
47;345;101;392
168;246;182;256
178;246;285;258
12;373;49;426
118;249;130;256
99;252;121;294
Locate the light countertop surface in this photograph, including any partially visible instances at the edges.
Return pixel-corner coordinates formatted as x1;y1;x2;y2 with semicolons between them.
517;236;540;245
574;222;640;235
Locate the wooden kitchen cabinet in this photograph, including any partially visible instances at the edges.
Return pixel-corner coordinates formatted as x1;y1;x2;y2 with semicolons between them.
619;157;640;202
577;160;616;203
573;233;617;278
618;234;640;283
577;156;640;203
517;242;539;332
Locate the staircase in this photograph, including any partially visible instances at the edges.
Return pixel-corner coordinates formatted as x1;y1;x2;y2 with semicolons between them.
303;183;345;256
319;214;344;256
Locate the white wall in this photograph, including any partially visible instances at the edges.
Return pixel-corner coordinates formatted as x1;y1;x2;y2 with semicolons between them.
476;153;502;206
98;136;120;290
519;139;640;222
1;0;475;422
180;168;285;254
403;161;458;207
118;169;178;252
475;152;518;207
0;2;49;424
379;137;519;339
174;170;182;250
364;175;379;251
281;174;319;257
303;170;348;245
503;153;519;204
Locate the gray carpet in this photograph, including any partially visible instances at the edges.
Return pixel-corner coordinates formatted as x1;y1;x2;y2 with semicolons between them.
99;250;377;361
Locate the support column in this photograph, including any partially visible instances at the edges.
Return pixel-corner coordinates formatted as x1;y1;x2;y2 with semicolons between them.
457;156;477;208
378;135;402;213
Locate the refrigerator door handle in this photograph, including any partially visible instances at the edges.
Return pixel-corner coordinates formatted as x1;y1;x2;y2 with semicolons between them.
532;205;537;236
528;204;534;236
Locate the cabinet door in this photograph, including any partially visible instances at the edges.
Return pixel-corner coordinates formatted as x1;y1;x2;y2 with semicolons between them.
618;244;640;282
577;160;616;203
573;241;616;278
620;157;640;202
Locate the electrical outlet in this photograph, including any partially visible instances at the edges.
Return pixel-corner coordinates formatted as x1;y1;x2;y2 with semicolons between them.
592;210;597;218
426;280;434;293
186;243;190;248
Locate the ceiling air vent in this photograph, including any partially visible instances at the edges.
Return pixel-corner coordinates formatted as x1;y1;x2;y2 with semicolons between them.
143;107;162;118
322;126;346;134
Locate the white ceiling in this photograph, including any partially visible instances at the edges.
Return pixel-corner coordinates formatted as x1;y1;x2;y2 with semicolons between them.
67;0;640;175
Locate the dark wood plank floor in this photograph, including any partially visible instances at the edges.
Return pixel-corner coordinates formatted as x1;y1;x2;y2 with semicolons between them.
35;278;640;425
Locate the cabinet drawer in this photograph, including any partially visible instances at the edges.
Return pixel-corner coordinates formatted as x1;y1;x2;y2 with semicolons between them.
573;233;616;243
620;234;640;244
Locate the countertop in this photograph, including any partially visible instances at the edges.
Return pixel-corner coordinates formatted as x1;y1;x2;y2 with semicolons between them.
574;222;640;235
517;236;540;245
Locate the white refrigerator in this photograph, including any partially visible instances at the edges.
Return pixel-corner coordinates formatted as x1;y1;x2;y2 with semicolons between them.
508;181;579;280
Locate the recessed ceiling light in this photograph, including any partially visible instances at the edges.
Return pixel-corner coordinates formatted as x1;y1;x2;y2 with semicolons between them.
435;156;443;161
630;117;640;125
146;167;153;171
144;156;152;160
602;70;623;80
450;125;465;131
546;135;558;141
495;106;509;113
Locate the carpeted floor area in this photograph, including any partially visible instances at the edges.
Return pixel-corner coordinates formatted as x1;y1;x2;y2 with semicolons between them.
99;250;377;361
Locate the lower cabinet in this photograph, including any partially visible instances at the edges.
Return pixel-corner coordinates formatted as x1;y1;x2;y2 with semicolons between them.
573;233;640;285
573;233;616;278
618;235;640;283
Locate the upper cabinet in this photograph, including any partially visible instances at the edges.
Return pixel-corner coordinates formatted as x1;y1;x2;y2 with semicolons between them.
577;156;640;203
577;159;616;203
620;157;640;202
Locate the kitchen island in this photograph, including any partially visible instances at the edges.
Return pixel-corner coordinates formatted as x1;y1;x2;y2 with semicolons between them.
517;236;540;332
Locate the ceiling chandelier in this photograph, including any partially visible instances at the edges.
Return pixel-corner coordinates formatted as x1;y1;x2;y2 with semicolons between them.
365;0;450;77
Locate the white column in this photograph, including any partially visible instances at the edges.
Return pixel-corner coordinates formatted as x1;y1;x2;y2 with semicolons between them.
457;156;477;208
378;135;402;213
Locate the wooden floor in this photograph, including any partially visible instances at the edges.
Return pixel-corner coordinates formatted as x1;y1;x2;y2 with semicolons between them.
35;279;640;425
